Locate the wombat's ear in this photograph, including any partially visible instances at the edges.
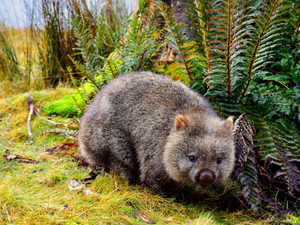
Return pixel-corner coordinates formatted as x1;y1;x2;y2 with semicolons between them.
224;117;233;130
214;117;233;137
174;115;188;131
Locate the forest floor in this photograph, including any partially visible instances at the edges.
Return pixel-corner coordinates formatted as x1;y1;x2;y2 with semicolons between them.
0;88;283;224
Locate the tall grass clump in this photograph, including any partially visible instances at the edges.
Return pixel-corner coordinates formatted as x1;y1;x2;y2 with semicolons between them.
0;0;130;98
0;24;29;96
0;24;23;81
31;0;75;87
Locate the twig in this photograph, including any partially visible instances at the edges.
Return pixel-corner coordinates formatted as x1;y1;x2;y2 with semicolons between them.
236;196;250;210
72;96;85;115
67;119;80;127
6;113;11;125
27;92;34;143
274;186;300;202
27;92;68;143
34;109;67;127
136;49;147;71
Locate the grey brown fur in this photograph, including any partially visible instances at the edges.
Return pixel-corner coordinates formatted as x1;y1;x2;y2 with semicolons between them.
78;72;235;197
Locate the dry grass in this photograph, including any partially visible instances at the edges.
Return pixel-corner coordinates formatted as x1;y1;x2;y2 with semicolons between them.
0;26;46;99
0;88;275;224
0;0;130;99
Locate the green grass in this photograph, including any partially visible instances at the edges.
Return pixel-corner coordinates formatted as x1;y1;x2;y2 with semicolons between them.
0;88;276;224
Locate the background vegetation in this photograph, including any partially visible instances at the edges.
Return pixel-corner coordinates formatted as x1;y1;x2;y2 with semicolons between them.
0;0;129;98
0;0;300;223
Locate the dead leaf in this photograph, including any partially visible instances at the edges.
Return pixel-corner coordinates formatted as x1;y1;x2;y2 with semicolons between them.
132;211;155;224
2;150;38;163
163;217;173;222
62;204;71;212
232;114;254;170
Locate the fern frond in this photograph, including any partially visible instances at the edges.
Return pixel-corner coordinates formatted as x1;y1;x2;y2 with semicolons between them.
241;0;290;98
200;0;254;101
268;120;300;194
244;102;300;195
233;114;260;212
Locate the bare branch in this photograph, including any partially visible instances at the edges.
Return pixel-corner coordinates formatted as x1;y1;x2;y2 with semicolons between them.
6;113;11;125
34;109;67;127
27;92;68;143
27;92;34;143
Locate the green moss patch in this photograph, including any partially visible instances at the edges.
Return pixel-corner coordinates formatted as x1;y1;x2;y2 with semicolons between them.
43;81;98;118
43;94;85;118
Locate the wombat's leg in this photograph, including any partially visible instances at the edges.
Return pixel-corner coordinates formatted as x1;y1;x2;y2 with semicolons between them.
109;159;139;184
106;129;140;184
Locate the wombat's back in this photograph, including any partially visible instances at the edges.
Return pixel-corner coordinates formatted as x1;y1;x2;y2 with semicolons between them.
85;71;214;118
79;71;216;157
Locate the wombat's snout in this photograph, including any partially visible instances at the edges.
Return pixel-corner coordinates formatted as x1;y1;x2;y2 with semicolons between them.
195;169;216;188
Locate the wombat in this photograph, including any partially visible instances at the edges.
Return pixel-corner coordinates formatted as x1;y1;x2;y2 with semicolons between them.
78;72;235;197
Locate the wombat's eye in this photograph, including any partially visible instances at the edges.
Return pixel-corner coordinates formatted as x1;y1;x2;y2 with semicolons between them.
217;157;223;164
188;155;197;163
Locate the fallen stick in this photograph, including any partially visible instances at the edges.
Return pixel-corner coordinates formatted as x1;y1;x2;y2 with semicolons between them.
2;149;38;163
34;109;67;127
27;92;68;143
27;92;34;143
6;113;11;125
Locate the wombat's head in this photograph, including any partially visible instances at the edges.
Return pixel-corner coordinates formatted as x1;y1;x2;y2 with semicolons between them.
163;114;235;190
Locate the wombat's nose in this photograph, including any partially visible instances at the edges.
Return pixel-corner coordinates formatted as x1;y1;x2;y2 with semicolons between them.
197;169;216;188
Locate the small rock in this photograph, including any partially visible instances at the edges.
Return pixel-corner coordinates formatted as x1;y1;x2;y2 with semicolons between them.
69;180;84;191
84;189;101;197
84;189;93;196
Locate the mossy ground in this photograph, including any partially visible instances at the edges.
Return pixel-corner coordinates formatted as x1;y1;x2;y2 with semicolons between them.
0;88;279;224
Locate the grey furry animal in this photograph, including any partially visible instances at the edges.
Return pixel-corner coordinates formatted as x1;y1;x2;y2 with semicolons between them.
78;72;235;197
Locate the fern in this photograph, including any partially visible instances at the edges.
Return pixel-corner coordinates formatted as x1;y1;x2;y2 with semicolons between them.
174;0;300;212
241;0;291;98
232;114;260;212
151;0;300;211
